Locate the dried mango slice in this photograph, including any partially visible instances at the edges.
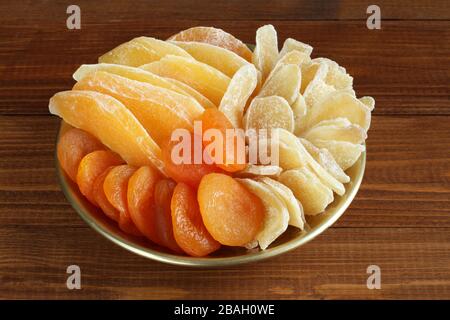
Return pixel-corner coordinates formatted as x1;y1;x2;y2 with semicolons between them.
244;96;294;133
170;41;249;77
258;177;305;229
312;139;365;171
313;58;353;91
49;90;165;174
163;77;217;109
258;63;301;105
303;91;372;131
168;26;253;62
237;178;289;250
140;55;230;105
219;64;258;128
73;71;203;146
300;138;350;183
73;63;211;108
252;25;278;80
279;38;313;60
279;167;334;215
276;128;345;195
99;36;191;67
303;118;367;144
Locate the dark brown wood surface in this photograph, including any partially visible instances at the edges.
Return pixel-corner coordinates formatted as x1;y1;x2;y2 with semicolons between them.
0;0;449;299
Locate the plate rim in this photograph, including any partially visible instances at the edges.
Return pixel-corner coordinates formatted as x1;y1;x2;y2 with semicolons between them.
55;121;366;267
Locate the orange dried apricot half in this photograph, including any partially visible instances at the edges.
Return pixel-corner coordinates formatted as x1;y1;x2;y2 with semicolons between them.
103;164;142;236
153;179;183;253
76;150;124;205
200;108;246;172
127;166;161;244
93;167;120;222
197;173;264;246
171;183;221;257
162;135;224;188
57;128;105;182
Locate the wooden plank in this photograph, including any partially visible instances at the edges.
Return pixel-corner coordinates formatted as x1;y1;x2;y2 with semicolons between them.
0;226;448;299
1;20;448;115
0;115;449;229
0;0;449;23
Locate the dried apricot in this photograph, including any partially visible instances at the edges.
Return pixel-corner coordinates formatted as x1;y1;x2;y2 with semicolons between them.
93;167;120;222
171;183;221;257
197;173;264;246
57;128;105;182
162;135;223;188
103;165;142;236
76;150;124;205
153;179;183;253
200;109;246;172
127;166;160;243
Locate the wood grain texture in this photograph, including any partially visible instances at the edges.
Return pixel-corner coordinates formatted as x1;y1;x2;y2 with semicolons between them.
0;0;449;300
0;115;449;229
1;0;449;22
1;21;449;115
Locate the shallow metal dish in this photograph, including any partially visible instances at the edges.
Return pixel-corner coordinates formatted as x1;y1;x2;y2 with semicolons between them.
56;120;365;267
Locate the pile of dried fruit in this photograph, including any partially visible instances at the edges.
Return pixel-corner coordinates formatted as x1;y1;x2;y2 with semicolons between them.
50;25;373;256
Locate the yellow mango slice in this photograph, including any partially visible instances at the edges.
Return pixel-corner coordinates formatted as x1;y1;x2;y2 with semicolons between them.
170;41;249;77
49;90;165;174
140;55;230;105
163;77;216;109
73;63;215;110
99;36;191;67
168;26;253;62
73;71;203;146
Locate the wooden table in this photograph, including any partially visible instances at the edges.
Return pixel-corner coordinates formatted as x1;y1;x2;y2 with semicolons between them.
0;0;449;299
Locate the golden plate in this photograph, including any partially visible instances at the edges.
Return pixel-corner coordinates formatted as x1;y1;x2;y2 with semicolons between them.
56;120;365;267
